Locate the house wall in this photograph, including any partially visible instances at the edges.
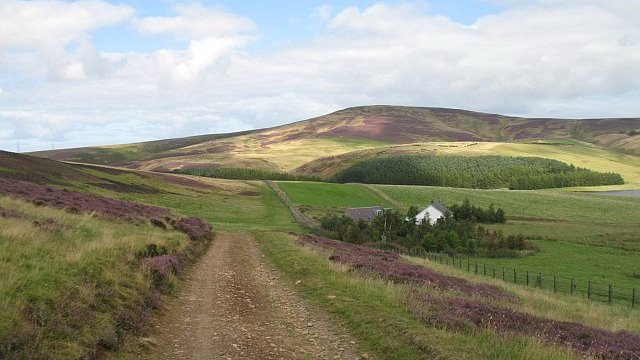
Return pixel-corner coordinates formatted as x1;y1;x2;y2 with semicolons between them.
416;206;444;225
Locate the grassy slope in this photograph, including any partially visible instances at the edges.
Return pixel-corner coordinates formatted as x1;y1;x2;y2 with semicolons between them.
0;197;192;358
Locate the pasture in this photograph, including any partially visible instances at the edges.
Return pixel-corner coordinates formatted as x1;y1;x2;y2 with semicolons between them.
277;181;640;297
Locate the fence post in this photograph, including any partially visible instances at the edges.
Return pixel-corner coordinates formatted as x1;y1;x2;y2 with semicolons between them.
475;261;478;274
633;289;636;309
570;278;574;295
588;280;592;300
608;284;612;305
526;271;529;287
537;273;542;288
513;269;517;284
483;263;486;276
492;265;496;278
459;258;462;269
540;273;544;289
467;259;470;272
502;267;505;281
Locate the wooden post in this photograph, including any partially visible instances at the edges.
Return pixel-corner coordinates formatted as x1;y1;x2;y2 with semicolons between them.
633;289;636;309
526;271;529;287
538;273;542;288
502;267;505;281
513;268;517;284
570;278;574;295
475;261;478;274
467;259;470;272
483;263;486;276
588;280;592;300
608;284;612;305
459;258;462;269
492;265;496;279
554;274;558;293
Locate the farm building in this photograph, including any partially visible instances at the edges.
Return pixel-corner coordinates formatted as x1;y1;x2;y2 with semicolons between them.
345;206;386;222
414;202;451;225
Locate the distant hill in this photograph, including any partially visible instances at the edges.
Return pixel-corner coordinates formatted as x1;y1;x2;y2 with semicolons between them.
32;106;640;173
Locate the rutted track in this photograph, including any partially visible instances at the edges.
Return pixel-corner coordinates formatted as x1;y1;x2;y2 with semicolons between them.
133;233;358;359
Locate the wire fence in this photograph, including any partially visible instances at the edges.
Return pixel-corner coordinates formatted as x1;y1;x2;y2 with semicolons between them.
400;248;637;310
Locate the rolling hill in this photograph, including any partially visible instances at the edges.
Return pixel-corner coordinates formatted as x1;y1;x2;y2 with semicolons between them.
32;106;640;184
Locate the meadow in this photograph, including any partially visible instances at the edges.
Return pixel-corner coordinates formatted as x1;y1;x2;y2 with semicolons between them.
276;181;640;302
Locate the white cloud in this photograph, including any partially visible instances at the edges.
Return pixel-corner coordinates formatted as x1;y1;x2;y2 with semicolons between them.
132;3;256;39
1;1;639;152
0;0;133;81
0;0;133;51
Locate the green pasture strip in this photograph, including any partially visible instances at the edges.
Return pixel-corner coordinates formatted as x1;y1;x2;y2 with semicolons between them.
277;182;391;208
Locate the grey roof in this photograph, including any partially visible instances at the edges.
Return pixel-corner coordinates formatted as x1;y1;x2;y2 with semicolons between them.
430;201;451;214
345;206;384;222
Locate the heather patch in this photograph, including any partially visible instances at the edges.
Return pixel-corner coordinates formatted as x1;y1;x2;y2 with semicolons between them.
0;178;172;222
174;217;214;242
0;206;22;219
410;294;640;360
298;234;513;301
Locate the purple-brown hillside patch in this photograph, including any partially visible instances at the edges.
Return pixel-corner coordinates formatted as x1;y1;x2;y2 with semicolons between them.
298;234;513;301
0;178;171;222
411;295;640;360
0;206;22;219
174;217;214;241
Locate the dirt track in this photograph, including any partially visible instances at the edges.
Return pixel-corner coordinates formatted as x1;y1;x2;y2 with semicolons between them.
135;233;359;359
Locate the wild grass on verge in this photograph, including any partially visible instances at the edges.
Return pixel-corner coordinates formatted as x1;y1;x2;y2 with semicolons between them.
0;197;210;359
254;231;580;360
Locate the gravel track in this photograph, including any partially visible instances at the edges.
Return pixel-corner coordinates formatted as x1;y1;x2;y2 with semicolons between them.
134;232;359;359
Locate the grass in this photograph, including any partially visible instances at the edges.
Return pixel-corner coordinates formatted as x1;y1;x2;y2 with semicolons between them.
405;255;640;334
0;197;191;359
276;181;640;302
375;184;640;303
67;167;302;232
374;184;640;249
278;181;390;208
254;231;583;360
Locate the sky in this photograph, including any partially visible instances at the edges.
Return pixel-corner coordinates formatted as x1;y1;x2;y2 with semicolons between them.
1;0;639;152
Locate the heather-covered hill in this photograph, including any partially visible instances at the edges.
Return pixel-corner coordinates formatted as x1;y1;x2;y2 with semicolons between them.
32;106;640;173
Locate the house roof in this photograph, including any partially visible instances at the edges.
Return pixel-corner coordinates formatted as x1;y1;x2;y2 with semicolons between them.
429;201;451;214
345;206;384;222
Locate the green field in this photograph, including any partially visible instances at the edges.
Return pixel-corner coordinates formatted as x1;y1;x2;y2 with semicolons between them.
278;181;391;208
276;181;640;299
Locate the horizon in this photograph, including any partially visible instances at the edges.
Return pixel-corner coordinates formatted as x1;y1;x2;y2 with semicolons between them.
1;0;640;152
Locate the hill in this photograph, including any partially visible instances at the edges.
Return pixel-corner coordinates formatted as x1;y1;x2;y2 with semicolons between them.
32;106;640;175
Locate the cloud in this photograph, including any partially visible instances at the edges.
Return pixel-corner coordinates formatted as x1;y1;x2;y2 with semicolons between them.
1;1;639;152
0;0;133;81
132;3;256;39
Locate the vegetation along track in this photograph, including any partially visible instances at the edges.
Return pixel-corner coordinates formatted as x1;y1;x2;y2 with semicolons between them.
129;232;357;359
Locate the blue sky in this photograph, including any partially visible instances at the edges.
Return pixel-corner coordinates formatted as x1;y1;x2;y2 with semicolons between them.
0;0;639;152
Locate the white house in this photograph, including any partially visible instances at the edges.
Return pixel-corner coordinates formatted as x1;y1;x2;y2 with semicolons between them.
414;202;451;225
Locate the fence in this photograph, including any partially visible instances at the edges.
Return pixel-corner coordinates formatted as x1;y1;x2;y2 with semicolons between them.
400;248;637;310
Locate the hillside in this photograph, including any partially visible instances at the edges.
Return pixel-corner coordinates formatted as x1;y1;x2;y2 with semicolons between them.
32;106;640;174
